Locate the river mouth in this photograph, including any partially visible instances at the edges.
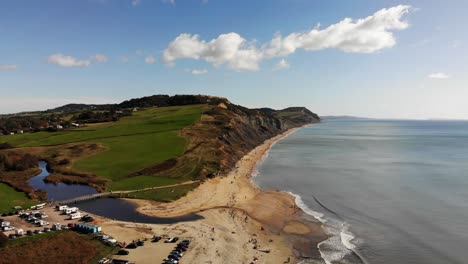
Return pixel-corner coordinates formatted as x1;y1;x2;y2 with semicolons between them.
29;161;203;224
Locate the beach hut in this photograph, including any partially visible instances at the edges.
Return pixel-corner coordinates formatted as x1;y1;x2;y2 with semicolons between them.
74;222;102;234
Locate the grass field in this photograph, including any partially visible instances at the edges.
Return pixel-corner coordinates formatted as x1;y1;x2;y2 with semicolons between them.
112;182;200;202
0;105;203;191
0;183;34;213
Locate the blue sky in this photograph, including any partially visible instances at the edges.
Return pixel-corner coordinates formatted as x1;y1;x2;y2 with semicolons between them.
1;0;467;119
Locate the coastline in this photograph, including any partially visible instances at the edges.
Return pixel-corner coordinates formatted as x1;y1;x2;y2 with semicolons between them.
119;124;327;263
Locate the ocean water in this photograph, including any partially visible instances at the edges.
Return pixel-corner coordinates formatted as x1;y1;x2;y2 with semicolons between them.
253;120;468;264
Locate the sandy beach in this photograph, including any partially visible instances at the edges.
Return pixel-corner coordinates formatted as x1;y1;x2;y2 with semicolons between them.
96;126;327;263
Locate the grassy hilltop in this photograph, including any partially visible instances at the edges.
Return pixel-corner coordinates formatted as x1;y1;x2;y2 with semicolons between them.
0;95;319;208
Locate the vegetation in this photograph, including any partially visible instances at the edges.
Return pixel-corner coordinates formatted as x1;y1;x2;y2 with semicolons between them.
0;94;319;202
108;175;184;191
0;231;116;264
0;183;34;213
1;105;203;191
0;152;38;171
112;182;200;202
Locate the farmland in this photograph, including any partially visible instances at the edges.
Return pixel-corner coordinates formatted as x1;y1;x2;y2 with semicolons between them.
0;105;203;192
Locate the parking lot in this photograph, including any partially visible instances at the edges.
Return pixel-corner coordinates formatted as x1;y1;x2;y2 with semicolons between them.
110;237;190;264
1;204;85;237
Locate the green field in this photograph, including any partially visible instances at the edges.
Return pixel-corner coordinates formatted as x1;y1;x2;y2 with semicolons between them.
112;182;200;202
0;105;203;190
0;183;34;213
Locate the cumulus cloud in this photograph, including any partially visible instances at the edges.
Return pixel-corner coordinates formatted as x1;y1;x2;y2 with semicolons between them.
48;54;90;67
191;69;208;75
145;56;156;64
0;65;17;70
428;72;450;79
131;0;141;6
274;59;290;70
162;0;175;4
163;5;411;71
90;54;109;62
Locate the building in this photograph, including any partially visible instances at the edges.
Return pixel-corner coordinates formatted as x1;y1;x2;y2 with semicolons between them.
74;222;102;234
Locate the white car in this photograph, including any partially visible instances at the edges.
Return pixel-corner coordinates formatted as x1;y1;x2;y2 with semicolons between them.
3;226;15;231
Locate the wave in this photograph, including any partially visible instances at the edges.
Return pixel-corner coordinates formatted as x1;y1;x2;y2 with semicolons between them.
289;192;365;264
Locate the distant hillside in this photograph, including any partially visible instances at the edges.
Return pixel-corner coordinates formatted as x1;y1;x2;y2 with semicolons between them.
0;94;320;200
47;103;114;113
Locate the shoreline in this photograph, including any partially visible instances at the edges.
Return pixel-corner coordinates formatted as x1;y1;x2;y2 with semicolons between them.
123;124;327;263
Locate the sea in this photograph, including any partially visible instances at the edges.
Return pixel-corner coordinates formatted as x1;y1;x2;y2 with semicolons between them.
253;119;468;264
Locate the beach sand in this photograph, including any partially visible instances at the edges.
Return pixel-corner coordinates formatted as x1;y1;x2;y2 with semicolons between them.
96;127;327;263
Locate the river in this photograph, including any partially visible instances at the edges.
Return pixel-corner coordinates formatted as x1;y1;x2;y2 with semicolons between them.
29;161;202;223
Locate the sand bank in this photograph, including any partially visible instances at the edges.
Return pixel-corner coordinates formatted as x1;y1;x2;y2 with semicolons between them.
114;126;328;263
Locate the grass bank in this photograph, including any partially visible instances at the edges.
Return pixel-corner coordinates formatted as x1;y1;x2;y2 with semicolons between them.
0;183;34;213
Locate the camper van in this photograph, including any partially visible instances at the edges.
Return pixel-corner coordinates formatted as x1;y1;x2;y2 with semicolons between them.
69;212;82;220
63;207;79;215
31;203;46;210
57;205;68;211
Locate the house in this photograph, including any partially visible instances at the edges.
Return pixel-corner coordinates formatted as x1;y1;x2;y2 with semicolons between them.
56;125;63;129
71;123;80;127
9;132;15;135
17;130;23;134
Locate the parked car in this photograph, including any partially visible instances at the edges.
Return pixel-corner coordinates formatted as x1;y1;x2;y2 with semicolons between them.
151;236;162;242
165;237;178;243
26;230;33;236
126;243;137;249
3;226;15;231
117;249;129;255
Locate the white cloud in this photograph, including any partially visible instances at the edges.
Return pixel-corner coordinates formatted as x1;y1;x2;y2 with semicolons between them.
48;54;90;68
191;69;208;75
0;65;17;70
274;59;290;70
428;72;450;79
131;0;141;6
145;55;156;64
162;0;175;4
163;5;411;71
90;54;109;62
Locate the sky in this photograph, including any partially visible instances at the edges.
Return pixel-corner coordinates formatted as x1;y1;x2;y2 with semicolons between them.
0;0;467;119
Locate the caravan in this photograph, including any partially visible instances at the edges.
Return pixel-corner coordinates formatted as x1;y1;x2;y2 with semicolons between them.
56;205;68;211
63;207;79;215
69;212;82;220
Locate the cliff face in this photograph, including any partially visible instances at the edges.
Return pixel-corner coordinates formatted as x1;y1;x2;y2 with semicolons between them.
176;99;320;179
